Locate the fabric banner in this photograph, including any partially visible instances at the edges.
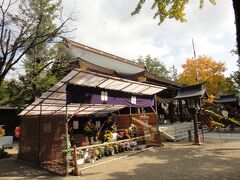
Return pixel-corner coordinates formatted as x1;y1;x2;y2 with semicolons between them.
66;84;154;107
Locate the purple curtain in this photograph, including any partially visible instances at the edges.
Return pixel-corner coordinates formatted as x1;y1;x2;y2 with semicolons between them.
66;84;154;107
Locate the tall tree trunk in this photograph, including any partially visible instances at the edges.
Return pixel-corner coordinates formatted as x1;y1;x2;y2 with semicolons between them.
233;0;240;56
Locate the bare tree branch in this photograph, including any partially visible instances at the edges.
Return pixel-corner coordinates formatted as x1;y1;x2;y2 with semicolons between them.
0;0;71;86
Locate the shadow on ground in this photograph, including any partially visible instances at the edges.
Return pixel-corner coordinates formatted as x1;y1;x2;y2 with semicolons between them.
0;156;57;180
1;138;240;180
105;140;240;180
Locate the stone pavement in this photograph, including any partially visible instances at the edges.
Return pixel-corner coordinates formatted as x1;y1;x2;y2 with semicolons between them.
0;133;240;180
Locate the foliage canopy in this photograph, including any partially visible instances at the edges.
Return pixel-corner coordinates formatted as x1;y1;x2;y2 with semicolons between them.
0;0;70;87
136;55;178;81
131;0;216;25
178;55;236;95
0;0;70;107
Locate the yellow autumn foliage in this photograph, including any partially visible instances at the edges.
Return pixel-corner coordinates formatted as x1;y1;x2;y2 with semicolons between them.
178;56;235;95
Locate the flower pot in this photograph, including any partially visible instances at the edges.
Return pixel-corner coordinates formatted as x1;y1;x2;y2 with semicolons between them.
110;149;115;155
98;154;102;159
105;150;110;156
77;158;85;165
89;156;96;163
85;156;96;163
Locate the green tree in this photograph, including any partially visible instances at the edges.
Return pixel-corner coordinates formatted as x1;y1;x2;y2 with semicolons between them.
0;0;70;88
219;77;238;94
131;0;240;59
178;55;237;95
136;55;171;79
0;81;8;105
0;80;32;108
169;65;178;81
0;73;59;108
132;0;216;24
0;0;70;106
20;0;63;103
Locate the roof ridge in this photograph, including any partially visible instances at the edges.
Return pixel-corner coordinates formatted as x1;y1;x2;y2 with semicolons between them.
65;38;144;68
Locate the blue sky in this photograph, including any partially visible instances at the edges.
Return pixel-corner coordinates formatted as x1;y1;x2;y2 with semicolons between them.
62;0;238;76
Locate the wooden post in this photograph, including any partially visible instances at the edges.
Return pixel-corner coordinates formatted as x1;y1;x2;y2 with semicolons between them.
154;95;158;115
193;109;201;145
65;97;69;175
169;102;174;124
188;130;192;142
72;145;80;176
179;100;184;122
38;103;42;162
155;95;162;146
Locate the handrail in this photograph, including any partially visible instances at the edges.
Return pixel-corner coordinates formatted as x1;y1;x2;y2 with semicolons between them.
62;132;159;153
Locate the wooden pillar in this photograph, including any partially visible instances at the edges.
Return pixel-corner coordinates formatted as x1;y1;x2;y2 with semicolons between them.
169;102;174;124
65;98;69;175
38;103;42;163
72;145;81;176
179;100;184;122
192;108;201;145
155;95;163;146
154;95;158;115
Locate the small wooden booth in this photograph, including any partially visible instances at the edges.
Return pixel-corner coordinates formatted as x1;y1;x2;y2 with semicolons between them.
18;69;165;175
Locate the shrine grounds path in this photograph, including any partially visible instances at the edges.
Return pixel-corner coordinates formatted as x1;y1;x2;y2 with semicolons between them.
1;132;240;180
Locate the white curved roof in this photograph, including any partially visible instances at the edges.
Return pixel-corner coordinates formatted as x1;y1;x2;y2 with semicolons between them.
67;39;145;75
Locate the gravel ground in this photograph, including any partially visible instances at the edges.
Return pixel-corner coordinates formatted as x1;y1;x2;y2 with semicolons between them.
1;133;240;180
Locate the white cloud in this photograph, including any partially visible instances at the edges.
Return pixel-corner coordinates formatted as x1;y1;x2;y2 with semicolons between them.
62;0;238;77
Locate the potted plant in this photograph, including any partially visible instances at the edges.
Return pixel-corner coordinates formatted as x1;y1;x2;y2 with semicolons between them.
104;145;114;156
97;147;105;159
76;150;85;165
108;145;114;155
128;124;138;138
122;141;130;151
113;144;119;153
118;143;124;152
91;148;99;161
104;145;110;156
84;149;96;163
103;130;113;142
0;127;5;139
130;141;138;150
83;121;97;144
